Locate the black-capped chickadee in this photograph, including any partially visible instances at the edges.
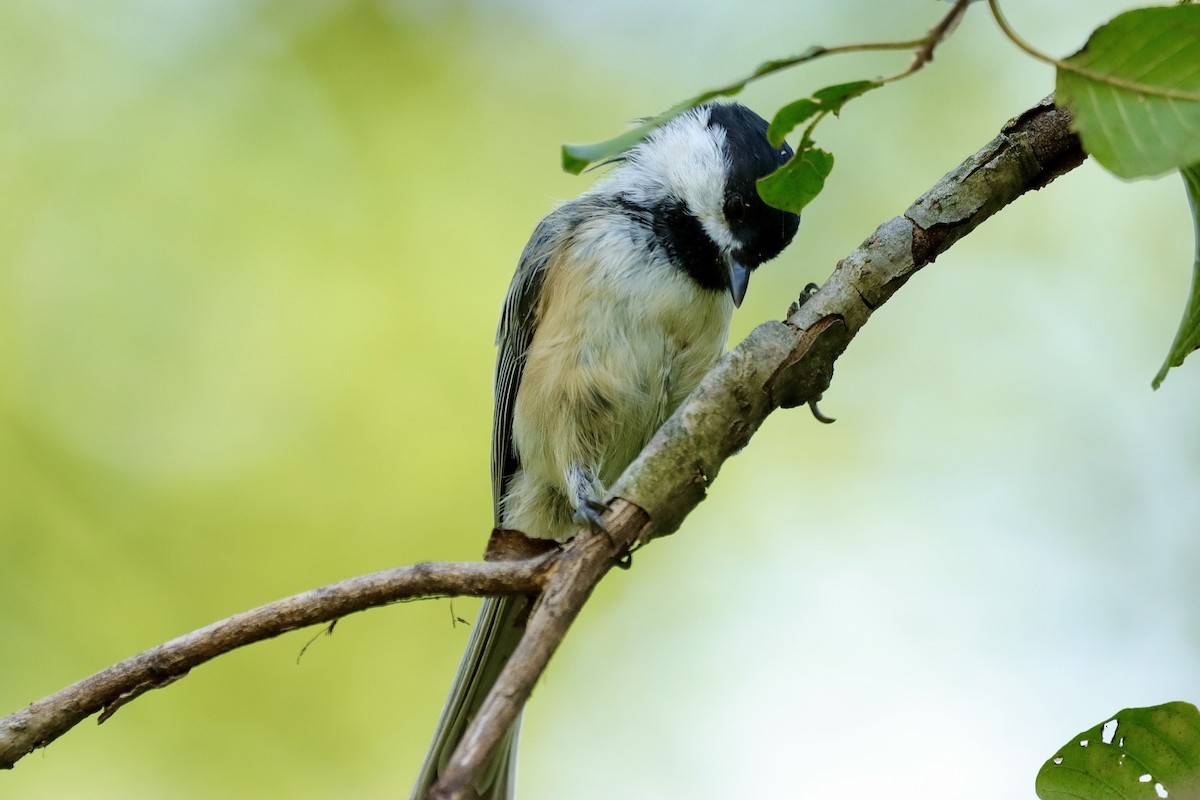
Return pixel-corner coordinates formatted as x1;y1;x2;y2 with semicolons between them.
412;102;799;800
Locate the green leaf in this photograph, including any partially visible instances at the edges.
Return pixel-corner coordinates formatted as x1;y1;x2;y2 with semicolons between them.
756;145;834;214
1035;701;1200;800
1056;6;1200;179
561;42;873;173
561;89;747;175
1153;164;1200;388
811;80;881;110
767;80;881;147
561;124;664;175
766;99;821;148
752;46;828;78
561;109;683;176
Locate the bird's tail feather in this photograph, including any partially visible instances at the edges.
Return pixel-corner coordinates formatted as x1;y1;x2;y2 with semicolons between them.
411;595;528;800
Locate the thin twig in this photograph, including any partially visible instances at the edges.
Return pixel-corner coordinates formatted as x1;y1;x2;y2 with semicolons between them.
0;558;553;770
563;2;983;172
885;0;974;83
706;0;976;101
428;96;1086;800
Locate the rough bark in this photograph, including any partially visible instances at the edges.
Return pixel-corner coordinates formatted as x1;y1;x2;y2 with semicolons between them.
0;559;553;770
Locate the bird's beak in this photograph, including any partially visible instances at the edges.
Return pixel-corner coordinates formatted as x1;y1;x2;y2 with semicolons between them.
726;256;750;307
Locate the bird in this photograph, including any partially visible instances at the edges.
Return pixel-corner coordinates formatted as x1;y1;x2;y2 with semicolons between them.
411;101;800;800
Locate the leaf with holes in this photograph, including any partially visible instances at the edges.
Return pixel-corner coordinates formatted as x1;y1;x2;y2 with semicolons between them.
1036;701;1200;800
1055;6;1200;179
1153;165;1200;388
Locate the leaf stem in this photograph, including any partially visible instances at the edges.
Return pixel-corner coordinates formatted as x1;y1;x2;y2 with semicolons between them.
985;0;1061;66
748;39;925;85
986;0;1200;102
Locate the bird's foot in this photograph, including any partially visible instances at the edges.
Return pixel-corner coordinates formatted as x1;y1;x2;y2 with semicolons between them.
787;282;821;318
573;496;634;570
572;495;610;534
783;285;836;423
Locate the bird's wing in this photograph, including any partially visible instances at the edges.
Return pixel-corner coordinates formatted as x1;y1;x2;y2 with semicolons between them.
491;204;576;525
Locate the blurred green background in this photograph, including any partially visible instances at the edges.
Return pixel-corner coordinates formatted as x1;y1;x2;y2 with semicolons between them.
2;1;1198;798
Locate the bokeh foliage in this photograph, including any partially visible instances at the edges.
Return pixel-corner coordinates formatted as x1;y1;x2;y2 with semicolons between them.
0;3;613;796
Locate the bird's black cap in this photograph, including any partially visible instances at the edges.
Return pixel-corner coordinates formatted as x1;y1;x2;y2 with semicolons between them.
705;103;800;269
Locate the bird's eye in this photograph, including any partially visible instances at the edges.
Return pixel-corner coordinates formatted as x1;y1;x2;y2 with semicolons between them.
724;193;748;223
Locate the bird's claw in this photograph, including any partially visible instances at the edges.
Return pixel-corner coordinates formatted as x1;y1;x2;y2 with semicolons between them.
808;396;836;424
785;286;836;424
572;496;610;533
573;497;635;570
787;282;821;318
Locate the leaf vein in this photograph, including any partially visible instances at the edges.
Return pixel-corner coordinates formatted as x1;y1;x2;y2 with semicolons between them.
1128;36;1194;84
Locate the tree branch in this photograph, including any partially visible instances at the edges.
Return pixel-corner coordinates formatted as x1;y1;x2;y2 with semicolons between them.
0;558;553;770
428;95;1086;799
1;97;1086;794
